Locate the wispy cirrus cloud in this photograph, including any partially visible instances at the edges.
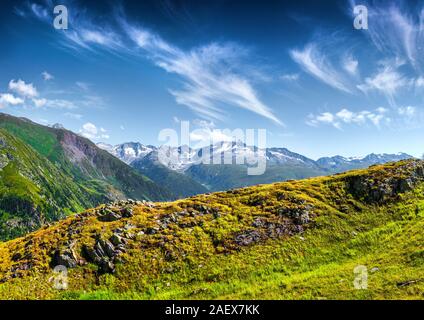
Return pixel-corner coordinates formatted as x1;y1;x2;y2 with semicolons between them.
349;0;424;72
76;81;90;91
280;73;300;82
415;77;424;89
291;1;424;106
121;20;282;124
23;1;281;125
64;112;83;120
357;67;412;106
290;44;353;93
31;97;77;109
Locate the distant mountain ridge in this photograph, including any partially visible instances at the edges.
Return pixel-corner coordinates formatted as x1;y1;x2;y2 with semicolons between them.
316;153;412;172
98;141;413;192
98;142;156;165
0;113;174;240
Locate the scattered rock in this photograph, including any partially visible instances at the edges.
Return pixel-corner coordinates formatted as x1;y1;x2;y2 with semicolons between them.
396;279;423;287
110;234;125;246
235;230;262;246
82;236;127;274
51;248;78;268
347;161;424;204
98;239;116;258
11;252;22;262
120;207;133;218
146;227;159;235
98;209;122;222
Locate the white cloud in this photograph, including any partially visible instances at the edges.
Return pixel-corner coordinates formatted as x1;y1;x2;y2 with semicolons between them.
193;119;216;129
376;107;388;113
42;71;54;81
190;128;232;144
172;116;180;124
398;106;416;117
79;122;109;140
350;1;424;71
43;99;77;109
357;67;411;105
79;29;121;47
307;107;389;129
28;2;122;52
30;3;48;21
342;55;359;75
316;112;336;125
26;2;281;125
32;98;47;107
82;122;97;135
64;112;83;120
125;27;282;124
280;73;300;82
290;44;351;93
415;77;424;89
9;79;38;97
187;118;236;145
0;93;24;107
76;82;90;91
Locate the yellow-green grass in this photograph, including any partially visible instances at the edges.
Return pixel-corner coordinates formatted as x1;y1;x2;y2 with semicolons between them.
0;160;423;300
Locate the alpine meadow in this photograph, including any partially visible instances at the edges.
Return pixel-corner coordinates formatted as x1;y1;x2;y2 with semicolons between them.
0;0;423;306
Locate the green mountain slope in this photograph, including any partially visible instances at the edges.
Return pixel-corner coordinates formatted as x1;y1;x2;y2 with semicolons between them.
131;153;209;198
0;159;423;299
0;128;99;240
0;113;174;240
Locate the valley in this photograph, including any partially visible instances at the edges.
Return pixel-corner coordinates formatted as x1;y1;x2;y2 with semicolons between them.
100;140;412;192
0;113;173;240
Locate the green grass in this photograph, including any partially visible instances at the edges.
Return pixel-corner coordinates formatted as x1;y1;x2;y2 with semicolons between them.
0;160;423;299
0;113;177;240
0;118;61;161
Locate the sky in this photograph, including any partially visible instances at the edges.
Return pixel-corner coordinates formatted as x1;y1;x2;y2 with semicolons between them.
0;0;423;159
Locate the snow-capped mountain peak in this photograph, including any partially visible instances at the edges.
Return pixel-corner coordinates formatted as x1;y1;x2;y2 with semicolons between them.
97;142;156;164
98;141;413;174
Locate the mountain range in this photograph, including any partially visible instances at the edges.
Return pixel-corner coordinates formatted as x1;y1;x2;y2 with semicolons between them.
0;112;414;240
98;141;413;192
0;112;422;299
0;113;173;240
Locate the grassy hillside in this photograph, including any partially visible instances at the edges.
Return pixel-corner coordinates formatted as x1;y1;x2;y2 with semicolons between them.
0;128;111;240
0;113;173;201
0;113;174;240
0;160;422;299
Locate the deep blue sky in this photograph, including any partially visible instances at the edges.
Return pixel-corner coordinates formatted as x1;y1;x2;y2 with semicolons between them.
0;0;423;159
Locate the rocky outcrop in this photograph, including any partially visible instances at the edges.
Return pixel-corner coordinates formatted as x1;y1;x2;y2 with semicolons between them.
83;239;117;274
346;160;424;204
96;200;139;222
51;247;78;268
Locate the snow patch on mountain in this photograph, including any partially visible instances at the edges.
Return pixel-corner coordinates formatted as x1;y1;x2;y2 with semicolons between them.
98;141;413;173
